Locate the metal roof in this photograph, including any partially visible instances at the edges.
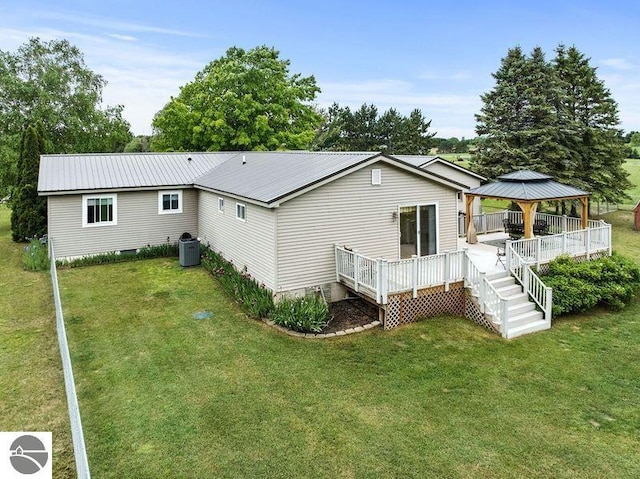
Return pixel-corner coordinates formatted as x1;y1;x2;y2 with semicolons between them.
38;152;232;193
394;155;486;181
467;170;590;200
194;151;382;203
38;150;466;203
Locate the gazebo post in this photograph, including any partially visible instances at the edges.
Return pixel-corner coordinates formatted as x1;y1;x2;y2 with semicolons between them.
580;197;589;229
516;201;538;239
465;195;477;243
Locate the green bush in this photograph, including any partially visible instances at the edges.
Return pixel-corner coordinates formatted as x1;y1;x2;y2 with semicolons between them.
541;253;640;316
271;295;329;333
22;238;50;271
201;248;274;318
57;243;178;268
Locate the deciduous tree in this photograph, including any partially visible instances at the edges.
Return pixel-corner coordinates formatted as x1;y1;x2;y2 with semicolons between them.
151;46;322;151
0;37;133;196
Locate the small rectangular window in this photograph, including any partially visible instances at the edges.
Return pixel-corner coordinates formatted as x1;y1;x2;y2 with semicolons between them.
372;169;382;185
236;203;246;221
158;190;182;214
218;197;224;213
83;194;117;227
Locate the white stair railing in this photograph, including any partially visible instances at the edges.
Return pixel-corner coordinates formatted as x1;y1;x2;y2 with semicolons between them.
507;244;552;323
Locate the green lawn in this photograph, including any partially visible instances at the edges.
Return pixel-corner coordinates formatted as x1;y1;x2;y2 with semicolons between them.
0;205;75;477
54;221;640;477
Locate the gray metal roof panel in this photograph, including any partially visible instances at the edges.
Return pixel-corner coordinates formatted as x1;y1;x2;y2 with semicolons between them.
194;151;381;203
498;170;553;181
468;177;589;200
38;152;234;192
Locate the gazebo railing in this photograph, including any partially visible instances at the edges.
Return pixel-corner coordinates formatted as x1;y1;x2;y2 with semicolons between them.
458;211;603;237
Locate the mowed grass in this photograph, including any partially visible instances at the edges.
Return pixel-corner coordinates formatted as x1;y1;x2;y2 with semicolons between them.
0;205;75;477
58;233;640;477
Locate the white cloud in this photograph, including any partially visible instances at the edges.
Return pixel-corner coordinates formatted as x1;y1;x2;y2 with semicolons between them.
600;58;634;70
35;11;210;39
107;33;137;42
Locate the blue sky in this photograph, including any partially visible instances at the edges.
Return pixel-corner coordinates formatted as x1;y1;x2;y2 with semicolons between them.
1;1;638;138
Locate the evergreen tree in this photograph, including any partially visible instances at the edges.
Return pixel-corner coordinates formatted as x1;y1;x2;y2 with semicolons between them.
473;44;629;205
553;45;630;203
312;103;435;154
10;124;46;241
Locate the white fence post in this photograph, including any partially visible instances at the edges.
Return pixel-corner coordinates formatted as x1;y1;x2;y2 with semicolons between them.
334;244;340;282
444;251;450;291
562;214;568;233
479;272;486;313
585;229;591;259
536;237;542;269
561;232;566;254
505;240;512;271
545;287;553;324
523;264;530;295
412;255;418;298
380;259;389;304
501;299;509;338
353;250;360;292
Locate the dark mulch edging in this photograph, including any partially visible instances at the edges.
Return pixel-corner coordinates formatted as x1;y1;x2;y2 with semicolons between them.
262;297;381;338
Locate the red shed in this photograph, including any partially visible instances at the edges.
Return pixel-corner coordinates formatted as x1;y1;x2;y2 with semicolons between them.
635;200;640;230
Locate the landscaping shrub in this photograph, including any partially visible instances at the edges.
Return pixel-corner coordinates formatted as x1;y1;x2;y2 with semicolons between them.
22;237;49;271
201;248;274;318
271;295;330;333
57;243;178;268
541;253;640;316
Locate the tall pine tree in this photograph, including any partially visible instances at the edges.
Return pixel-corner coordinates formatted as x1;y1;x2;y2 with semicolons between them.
473;44;629;205
553;45;630;203
10;124;47;241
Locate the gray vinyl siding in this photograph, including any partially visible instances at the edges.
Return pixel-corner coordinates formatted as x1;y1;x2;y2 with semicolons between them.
422;162;482;214
276;162;458;292
198;191;277;291
48;189;198;258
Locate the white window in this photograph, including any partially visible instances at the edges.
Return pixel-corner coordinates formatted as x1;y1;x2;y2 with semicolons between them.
158;190;183;214
372;168;382;185
218;197;224;213
236;203;246;221
82;194;117;227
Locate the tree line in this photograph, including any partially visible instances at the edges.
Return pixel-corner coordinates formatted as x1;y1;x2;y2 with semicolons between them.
1;38;632;240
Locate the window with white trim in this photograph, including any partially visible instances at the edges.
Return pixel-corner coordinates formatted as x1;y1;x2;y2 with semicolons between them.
218;197;224;213
236;203;246;221
83;194;117;227
372;168;382;185
158;190;183;214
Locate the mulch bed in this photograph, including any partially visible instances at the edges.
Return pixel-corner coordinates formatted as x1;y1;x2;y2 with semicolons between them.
322;298;379;334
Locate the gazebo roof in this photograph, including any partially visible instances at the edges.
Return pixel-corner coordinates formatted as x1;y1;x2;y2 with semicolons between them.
467;170;590;201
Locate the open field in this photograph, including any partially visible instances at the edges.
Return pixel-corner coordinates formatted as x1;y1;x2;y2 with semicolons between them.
0;205;75;477
53;213;640;478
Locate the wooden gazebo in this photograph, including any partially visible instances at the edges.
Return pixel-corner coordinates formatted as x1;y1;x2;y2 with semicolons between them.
465;170;591;242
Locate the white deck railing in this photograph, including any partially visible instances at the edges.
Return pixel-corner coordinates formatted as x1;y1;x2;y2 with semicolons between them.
458;210;604;237
506;224;611;269
335;245;466;304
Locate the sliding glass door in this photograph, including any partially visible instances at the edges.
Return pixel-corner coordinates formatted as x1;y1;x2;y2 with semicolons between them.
399;204;437;259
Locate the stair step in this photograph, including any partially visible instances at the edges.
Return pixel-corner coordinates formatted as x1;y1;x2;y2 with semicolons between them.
507;309;544;328
506;319;550;339
496;284;522;297
508;301;536;315
486;271;509;282
489;276;516;289
506;292;530;306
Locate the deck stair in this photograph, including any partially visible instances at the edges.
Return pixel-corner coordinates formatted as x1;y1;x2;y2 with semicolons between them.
479;272;550;339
